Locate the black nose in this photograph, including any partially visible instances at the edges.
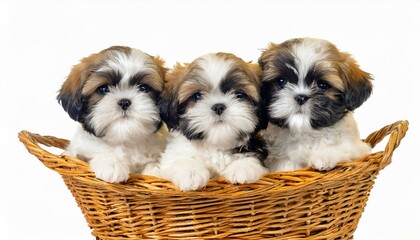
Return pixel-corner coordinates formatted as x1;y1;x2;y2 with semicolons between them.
211;103;226;115
118;99;131;110
295;95;309;105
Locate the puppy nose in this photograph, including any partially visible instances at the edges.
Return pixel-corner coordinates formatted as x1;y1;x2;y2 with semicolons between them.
295;95;309;105
118;99;131;110
211;103;226;115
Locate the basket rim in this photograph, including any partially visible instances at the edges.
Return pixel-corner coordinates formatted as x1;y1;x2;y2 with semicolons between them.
18;120;409;197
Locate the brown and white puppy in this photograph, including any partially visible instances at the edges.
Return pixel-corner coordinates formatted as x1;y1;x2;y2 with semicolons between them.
158;52;268;191
57;46;167;183
259;38;373;172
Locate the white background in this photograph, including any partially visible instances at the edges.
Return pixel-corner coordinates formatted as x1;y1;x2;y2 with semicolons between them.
1;0;419;239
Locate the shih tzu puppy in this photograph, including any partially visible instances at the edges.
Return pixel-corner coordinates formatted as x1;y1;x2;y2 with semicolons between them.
158;52;268;191
57;46;167;183
259;37;373;172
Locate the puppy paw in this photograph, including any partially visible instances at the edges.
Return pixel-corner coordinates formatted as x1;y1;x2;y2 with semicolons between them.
224;158;268;184
89;155;130;183
141;162;161;177
266;157;303;172
171;166;210;191
308;155;341;171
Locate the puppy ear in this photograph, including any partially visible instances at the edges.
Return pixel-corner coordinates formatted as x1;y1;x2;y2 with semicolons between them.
159;63;187;130
258;42;276;69
246;62;269;130
148;54;168;80
57;61;89;122
258;82;271;130
246;62;262;79
338;52;373;111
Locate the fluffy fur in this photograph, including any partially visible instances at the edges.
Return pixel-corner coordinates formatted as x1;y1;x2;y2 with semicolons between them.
57;46;167;183
259;37;373;172
158;52;268;191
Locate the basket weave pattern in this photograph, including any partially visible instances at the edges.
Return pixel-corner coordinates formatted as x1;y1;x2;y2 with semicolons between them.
18;120;408;240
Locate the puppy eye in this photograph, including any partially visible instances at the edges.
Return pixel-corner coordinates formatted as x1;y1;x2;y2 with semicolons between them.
138;84;150;93
193;92;202;102
276;78;288;88
97;85;110;95
317;80;331;91
235;91;246;99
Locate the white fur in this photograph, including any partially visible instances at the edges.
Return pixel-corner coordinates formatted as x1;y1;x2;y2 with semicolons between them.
268;84;313;133
183;92;257;148
89;86;160;142
264;112;371;172
157;131;267;191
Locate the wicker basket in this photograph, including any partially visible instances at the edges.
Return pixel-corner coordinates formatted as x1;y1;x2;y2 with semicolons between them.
18;120;408;240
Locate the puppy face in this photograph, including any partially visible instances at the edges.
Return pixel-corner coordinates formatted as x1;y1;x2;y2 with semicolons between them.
259;38;373;132
160;53;262;147
57;46;166;142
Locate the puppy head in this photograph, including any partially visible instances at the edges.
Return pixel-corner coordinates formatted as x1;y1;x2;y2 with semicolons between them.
57;46;166;142
160;52;262;148
259;37;373;132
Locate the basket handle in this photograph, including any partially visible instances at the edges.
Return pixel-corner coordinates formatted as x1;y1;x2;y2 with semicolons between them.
363;120;409;169
18;130;92;176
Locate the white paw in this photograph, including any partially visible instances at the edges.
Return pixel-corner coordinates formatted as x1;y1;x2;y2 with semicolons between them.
308;156;340;171
89;156;130;183
171;166;210;191
224;158;268;184
267;157;303;172
141;162;161;177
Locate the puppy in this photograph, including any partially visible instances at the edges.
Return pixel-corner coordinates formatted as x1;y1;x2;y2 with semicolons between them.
259;38;373;172
158;52;268;191
57;46;167;183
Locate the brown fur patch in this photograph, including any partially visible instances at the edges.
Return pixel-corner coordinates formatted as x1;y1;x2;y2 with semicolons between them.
150;55;168;80
163;62;189;103
60;51;104;101
335;51;373;91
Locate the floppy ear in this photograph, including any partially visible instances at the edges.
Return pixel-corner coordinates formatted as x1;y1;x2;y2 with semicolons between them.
158;63;186;130
57;60;90;122
338;52;373;111
57;54;98;123
158;89;179;130
257;52;271;129
257;82;271;130
246;62;268;130
258;43;277;129
258;42;277;70
246;62;262;80
149;54;168;80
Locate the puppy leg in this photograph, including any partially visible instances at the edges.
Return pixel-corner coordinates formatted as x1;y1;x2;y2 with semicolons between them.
223;157;268;184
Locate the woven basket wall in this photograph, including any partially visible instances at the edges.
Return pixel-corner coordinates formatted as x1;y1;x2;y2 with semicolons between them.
18;120;408;240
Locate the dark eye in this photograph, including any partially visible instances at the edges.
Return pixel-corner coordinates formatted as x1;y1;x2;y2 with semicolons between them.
317;80;331;91
193;92;202;102
276;78;288;88
139;84;150;93
235;91;246;99
97;85;110;95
